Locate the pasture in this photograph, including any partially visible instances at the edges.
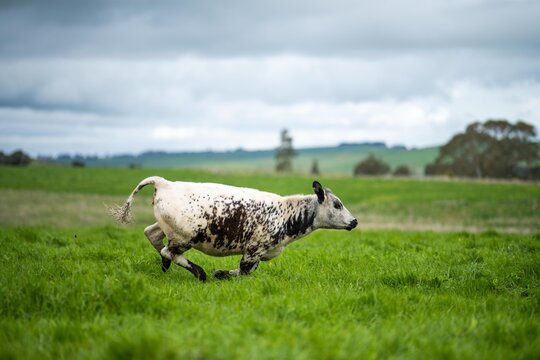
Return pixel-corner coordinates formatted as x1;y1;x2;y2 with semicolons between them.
0;165;539;359
54;143;438;175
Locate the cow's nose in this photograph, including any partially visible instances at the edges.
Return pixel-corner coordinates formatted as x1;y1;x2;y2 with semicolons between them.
347;219;358;230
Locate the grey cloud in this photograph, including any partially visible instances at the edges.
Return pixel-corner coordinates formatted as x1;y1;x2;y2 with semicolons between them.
1;50;539;119
1;0;539;156
1;1;539;59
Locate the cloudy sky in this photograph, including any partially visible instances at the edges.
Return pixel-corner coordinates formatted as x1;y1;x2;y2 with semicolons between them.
1;0;539;156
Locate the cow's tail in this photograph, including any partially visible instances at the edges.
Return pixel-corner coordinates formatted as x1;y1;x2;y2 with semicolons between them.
108;176;164;224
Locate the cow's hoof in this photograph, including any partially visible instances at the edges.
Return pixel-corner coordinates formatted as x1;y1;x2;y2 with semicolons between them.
196;271;207;282
161;257;171;272
187;262;207;282
214;270;232;280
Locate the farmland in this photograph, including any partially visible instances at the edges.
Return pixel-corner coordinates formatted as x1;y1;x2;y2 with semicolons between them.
52;143;439;175
0;165;539;359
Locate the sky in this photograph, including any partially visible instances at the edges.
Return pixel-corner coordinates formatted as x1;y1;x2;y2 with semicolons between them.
1;0;539;156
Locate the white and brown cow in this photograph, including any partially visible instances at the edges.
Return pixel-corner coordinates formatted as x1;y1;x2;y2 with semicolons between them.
110;177;357;281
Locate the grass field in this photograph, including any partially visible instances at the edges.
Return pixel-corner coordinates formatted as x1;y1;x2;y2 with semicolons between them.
0;165;539;359
1;165;538;232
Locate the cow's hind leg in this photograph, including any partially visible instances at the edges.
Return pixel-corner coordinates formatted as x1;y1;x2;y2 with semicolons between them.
144;223;170;272
214;253;260;280
161;243;207;282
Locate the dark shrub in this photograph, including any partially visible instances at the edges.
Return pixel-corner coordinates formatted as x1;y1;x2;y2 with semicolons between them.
393;165;412;176
353;154;390;176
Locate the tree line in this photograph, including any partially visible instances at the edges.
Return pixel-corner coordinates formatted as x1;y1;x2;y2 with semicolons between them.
0;150;32;166
3;120;538;180
425;119;539;180
275;129;414;176
276;119;539;180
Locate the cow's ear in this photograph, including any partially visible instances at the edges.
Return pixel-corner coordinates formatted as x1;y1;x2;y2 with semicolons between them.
312;181;325;204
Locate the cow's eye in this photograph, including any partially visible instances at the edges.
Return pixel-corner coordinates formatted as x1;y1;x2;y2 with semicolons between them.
333;201;342;210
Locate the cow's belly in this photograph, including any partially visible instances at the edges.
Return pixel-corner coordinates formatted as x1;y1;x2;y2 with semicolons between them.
192;241;245;257
260;245;283;261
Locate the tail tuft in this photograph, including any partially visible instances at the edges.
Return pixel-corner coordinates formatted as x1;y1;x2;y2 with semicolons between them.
107;176;162;225
108;201;133;224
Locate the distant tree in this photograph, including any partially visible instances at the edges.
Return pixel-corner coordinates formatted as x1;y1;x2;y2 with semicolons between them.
424;163;436;176
311;159;320;175
522;166;540;180
393;165;412;176
1;150;32;166
72;160;85;167
353;154;390;176
425;119;539;179
275;129;297;172
57;154;72;161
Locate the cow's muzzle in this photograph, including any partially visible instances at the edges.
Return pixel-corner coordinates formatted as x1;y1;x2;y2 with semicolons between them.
346;219;358;231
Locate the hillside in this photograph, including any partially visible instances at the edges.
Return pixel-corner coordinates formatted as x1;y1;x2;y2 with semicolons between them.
50;143;439;175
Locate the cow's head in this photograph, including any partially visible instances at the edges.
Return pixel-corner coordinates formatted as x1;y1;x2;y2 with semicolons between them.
312;181;358;231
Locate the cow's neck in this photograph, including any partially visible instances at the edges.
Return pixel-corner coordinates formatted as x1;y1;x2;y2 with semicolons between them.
280;195;318;244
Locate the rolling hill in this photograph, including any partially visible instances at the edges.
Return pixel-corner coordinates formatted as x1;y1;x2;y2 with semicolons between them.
50;143;439;175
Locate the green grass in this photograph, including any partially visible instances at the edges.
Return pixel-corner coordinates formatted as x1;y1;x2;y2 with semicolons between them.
0;165;539;359
1;165;539;232
0;227;538;359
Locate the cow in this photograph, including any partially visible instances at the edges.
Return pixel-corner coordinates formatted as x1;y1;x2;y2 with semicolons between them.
109;177;358;281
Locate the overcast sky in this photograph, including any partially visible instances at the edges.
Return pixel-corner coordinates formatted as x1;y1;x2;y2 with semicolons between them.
1;0;539;156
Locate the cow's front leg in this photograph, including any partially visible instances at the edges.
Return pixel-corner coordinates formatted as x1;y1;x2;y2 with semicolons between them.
214;254;260;280
161;243;207;282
